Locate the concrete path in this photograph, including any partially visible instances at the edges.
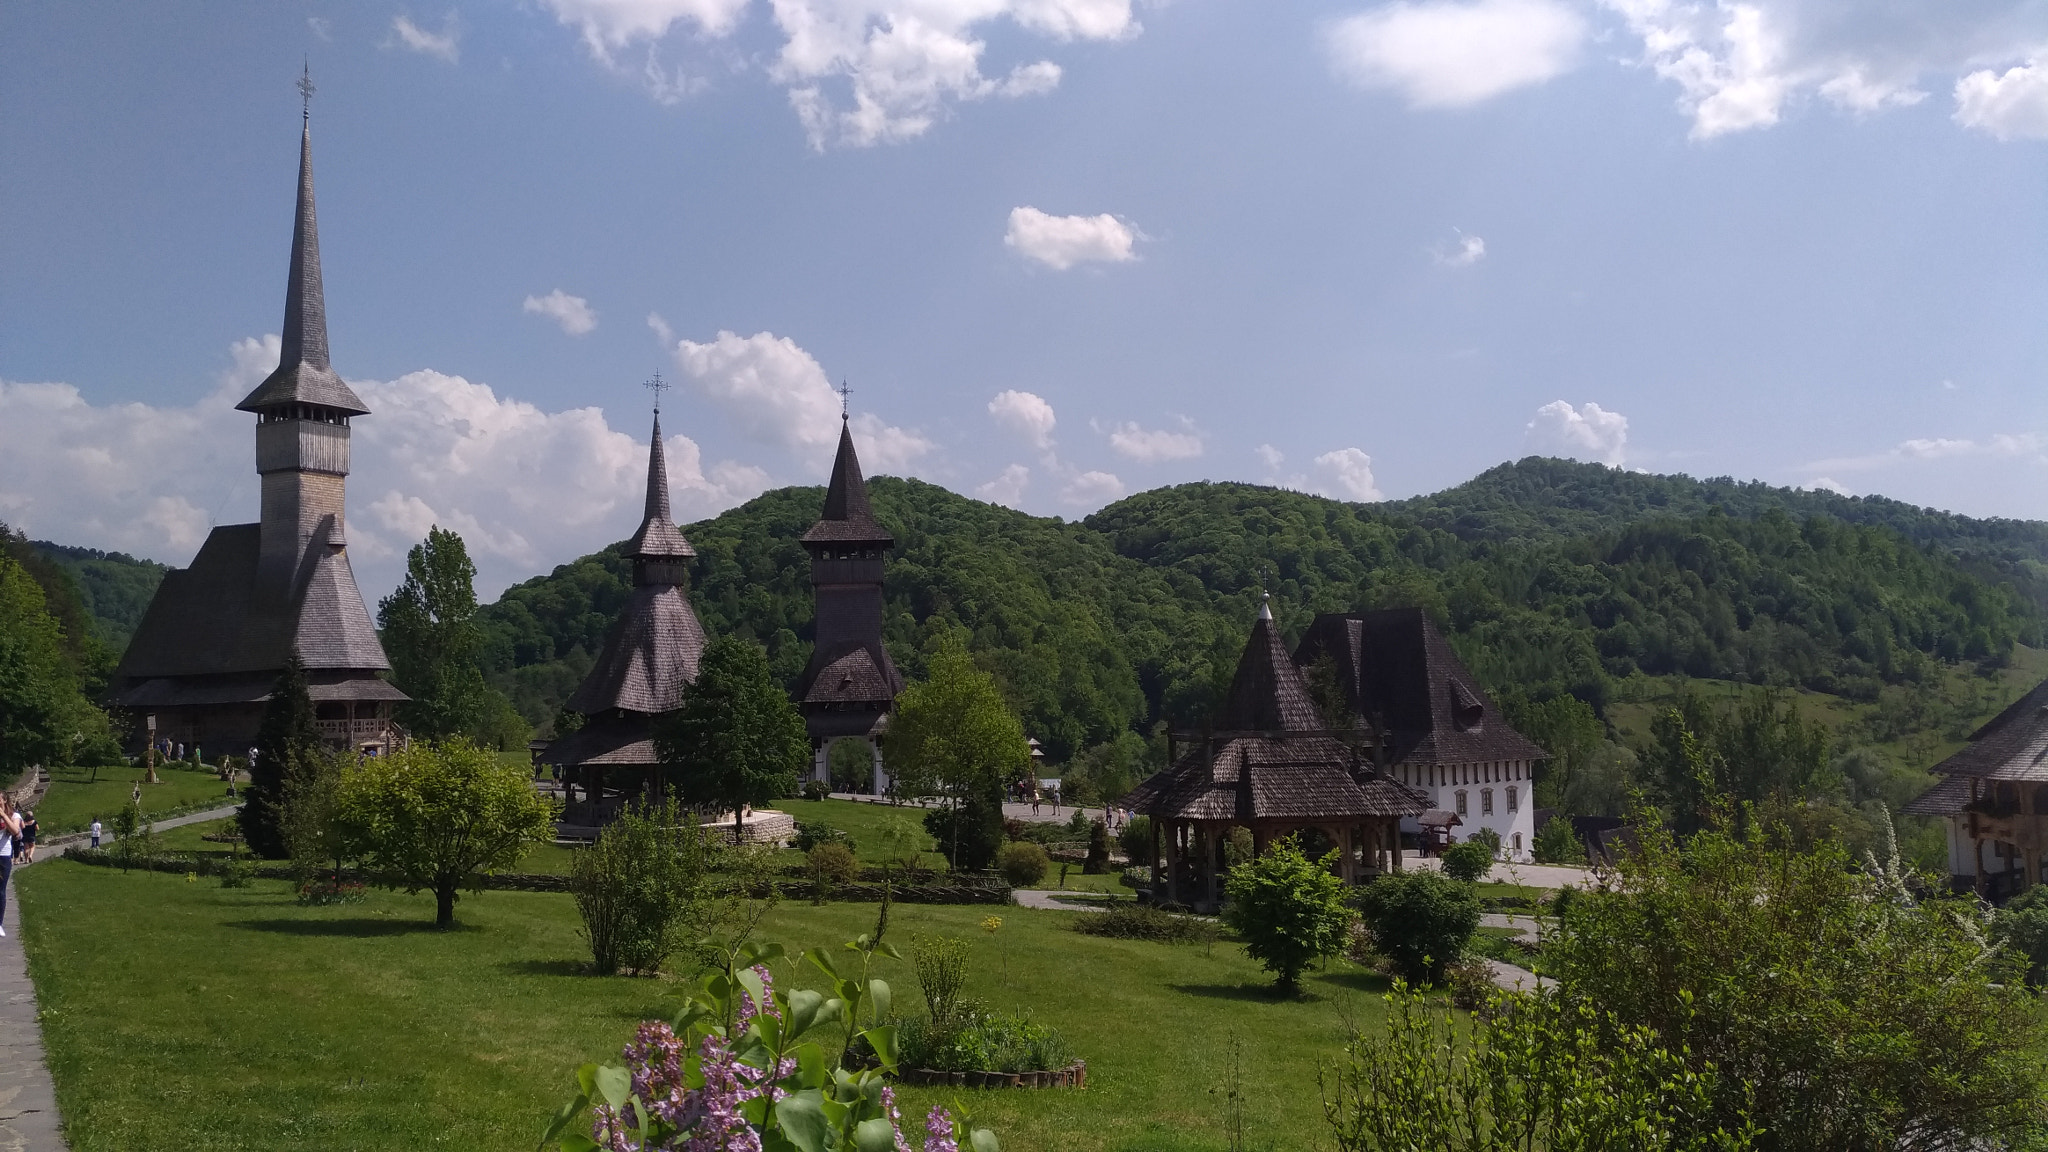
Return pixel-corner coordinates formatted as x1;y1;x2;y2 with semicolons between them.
0;803;238;1151
826;793;1107;826
1485;959;1553;993
1402;852;1597;890
1479;913;1547;943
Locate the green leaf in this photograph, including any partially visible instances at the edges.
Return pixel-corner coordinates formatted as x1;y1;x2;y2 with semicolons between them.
873;942;902;961
574;1063;601;1100
969;1128;1002;1152
784;988;837;1040
861;1024;898;1072
854;1117;900;1152
592;1064;632;1110
796;1041;830;1089
537;1094;588;1151
774;1089;834;1152
559;1134;600;1152
808;947;842;979
868;978;891;1022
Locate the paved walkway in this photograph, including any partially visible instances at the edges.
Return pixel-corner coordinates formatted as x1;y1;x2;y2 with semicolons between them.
1479;912;1546;942
827;793;1105;826
0;802;238;1151
1485;958;1553;992
1402;852;1597;890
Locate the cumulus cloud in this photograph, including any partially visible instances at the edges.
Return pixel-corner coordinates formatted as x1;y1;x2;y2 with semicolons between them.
1527;400;1628;467
539;0;751;58
1105;420;1203;462
523;289;599;336
1806;432;2046;474
669;329;934;471
1327;0;1585;107
388;13;462;62
1599;0;2048;139
1060;469;1125;507
1437;231;1486;267
0;336;774;600
976;464;1031;507
1955;55;2048;139
1004;207;1138;270
1312;449;1385;501
988;389;1057;449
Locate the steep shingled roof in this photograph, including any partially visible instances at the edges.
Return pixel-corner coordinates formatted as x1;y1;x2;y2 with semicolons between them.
1295;608;1547;767
235;122;368;416
565;585;708;715
624;412;695;560
801;419;894;545
1903;677;2048;815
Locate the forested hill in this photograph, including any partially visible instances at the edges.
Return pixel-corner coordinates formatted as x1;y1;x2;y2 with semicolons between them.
478;459;2048;762
25;542;167;654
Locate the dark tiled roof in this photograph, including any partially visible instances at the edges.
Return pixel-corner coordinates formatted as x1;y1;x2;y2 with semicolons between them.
1902;774;1972;817
1218;609;1324;733
1126;735;1426;822
800;420;894;546
1296;608;1547;767
800;643;902;706
235;124;368;416
624;413;696;560
566;584;707;715
1928;678;2048;781
540;713;660;767
113;521;396;688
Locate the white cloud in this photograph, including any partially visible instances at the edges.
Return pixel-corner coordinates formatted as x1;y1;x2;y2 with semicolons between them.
1060;469;1125;507
1255;444;1287;474
308;16;333;40
1106;420;1203;462
1955;55;2048;139
976;464;1031;507
388;13;462;63
1326;0;1585;107
1437;231;1486;267
0;336;774;600
1311;448;1385;501
1004;207;1138;270
1527;400;1629;466
1600;0;2048;139
1807;476;1851;495
988;389;1057;448
523;289;599;336
539;0;752;58
669;329;934;471
1807;432;2046;474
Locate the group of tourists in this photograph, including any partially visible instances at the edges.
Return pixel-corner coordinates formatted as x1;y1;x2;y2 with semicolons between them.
0;794;37;939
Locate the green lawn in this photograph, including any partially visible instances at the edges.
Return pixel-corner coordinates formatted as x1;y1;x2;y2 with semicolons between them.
775;798;949;869
29;762;234;833
17;858;1390;1152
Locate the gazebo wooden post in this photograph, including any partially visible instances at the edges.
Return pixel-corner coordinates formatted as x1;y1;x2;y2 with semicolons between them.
1204;825;1220;911
1391;818;1403;873
1150;815;1162;895
1165;820;1182;907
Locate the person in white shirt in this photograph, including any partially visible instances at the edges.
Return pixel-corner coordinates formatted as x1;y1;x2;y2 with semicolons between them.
90;819;103;849
0;795;21;938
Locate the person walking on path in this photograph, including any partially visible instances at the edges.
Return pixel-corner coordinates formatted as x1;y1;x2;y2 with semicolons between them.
89;818;102;849
18;810;36;863
0;795;21;937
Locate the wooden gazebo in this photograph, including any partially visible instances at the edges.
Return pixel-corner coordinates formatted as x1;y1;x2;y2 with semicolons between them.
1124;598;1426;913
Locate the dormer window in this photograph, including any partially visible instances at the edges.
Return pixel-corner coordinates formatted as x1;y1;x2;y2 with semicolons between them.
1450;679;1484;731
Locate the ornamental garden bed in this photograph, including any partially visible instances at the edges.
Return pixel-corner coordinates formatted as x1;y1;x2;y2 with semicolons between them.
895;1061;1087;1089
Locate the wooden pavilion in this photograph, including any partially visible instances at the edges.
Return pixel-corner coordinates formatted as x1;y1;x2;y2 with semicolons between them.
1905;678;2048;900
1124;597;1426;912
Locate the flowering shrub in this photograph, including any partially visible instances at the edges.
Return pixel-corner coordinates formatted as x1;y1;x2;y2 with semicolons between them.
544;932;1000;1152
897;1010;1074;1075
295;877;366;905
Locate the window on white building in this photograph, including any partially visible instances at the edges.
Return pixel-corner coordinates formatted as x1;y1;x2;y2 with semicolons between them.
1507;785;1519;813
1481;788;1494;816
1512;833;1523;854
1455;790;1468;816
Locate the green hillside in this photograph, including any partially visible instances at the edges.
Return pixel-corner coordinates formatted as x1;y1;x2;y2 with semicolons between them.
477;461;2048;781
25;540;167;655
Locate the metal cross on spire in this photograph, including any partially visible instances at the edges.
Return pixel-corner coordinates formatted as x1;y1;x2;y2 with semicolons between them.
298;61;316;121
644;370;670;414
837;380;852;420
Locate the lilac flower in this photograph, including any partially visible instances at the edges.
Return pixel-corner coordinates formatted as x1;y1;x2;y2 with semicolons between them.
880;1087;913;1152
924;1106;959;1152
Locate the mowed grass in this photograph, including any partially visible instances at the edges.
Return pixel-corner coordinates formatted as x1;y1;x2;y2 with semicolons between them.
31;761;234;833
17;859;1388;1152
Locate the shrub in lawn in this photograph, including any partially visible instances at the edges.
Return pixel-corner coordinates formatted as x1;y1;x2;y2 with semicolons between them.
1533;814;1583;864
1439;839;1493;882
923;791;1004;872
1354;870;1483;986
911;934;971;1030
337;739;557;928
996;840;1050;887
1072;903;1218;944
792;818;853;854
296;877;366;905
1084;819;1111;874
570;800;712;975
1117;814;1153;866
218;840;253;888
806;841;860;904
1222;835;1354;994
800;778;831;802
1118;865;1149;889
899;1009;1076;1074
1323;983;1760;1151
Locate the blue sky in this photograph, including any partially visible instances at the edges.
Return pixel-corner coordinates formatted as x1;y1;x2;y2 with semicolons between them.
4;0;2047;600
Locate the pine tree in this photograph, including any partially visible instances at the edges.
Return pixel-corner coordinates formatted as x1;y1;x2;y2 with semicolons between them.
245;650;318;858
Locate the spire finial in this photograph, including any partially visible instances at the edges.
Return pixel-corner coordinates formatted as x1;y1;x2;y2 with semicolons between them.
1258;590;1272;621
298;60;315;122
837;380;852;421
644;370;669;415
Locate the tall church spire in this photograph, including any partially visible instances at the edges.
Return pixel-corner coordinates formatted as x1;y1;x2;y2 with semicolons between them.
804;418;892;545
624;408;695;563
237;85;368;416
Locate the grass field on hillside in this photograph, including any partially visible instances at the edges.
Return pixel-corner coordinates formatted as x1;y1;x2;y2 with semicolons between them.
29;761;233;833
17;859;1385;1152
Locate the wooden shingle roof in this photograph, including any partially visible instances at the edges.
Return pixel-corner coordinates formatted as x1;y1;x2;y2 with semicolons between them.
801;419;894;546
1904;677;2048;815
623;413;696;560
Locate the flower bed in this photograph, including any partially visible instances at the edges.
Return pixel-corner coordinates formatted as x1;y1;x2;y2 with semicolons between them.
896;1061;1087;1089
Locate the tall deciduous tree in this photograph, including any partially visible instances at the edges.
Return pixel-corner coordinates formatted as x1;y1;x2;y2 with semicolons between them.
244;650;319;858
656;636;808;842
337;739;556;927
886;637;1031;870
378;527;490;742
0;552;85;781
